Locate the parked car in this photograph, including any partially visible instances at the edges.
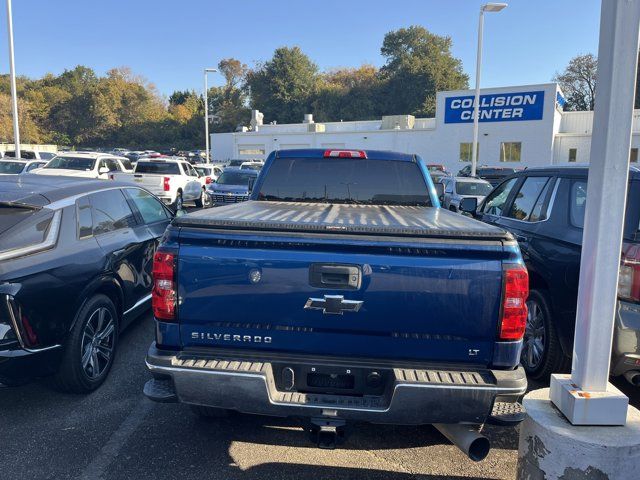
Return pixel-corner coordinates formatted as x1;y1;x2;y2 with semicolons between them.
3;150;57;161
194;164;223;184
225;159;245;168
429;170;449;186
124;151;147;163
458;165;521;186
0;159;48;175
33;153;131;179
439;176;493;212
144;148;528;457
0;175;173;391
240;162;263;171
473;166;640;385
111;158;204;210
206;169;258;206
427;164;449;174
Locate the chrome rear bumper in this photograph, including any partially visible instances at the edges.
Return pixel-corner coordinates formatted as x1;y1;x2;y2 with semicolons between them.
145;345;526;425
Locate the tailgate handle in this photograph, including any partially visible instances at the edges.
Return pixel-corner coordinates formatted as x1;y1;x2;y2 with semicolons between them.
309;264;361;290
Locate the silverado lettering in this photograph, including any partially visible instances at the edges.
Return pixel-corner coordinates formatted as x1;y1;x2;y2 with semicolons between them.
191;332;272;343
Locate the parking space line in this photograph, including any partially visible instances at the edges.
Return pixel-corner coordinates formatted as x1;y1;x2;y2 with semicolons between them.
78;398;154;480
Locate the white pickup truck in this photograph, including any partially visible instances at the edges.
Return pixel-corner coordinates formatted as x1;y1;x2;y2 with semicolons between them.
112;158;204;210
33;152;132;179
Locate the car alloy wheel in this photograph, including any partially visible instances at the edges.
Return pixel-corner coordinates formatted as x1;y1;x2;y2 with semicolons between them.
81;307;116;380
202;189;212;208
522;299;546;371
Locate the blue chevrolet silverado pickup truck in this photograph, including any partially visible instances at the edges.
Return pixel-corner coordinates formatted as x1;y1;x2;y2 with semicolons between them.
144;149;528;459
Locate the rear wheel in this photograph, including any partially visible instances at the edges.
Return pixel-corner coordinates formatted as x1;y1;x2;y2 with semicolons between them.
521;289;570;380
53;294;118;393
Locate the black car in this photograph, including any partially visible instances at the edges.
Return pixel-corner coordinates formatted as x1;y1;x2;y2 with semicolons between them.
474;166;640;385
458;165;521;186
0;175;173;392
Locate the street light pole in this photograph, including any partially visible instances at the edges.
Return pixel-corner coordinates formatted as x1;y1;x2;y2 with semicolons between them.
471;3;507;177
204;68;217;164
6;0;21;158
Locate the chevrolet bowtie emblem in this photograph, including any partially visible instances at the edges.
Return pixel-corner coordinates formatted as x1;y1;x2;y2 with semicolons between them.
304;295;363;315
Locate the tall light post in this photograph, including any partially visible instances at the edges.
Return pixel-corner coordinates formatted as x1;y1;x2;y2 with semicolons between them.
6;0;21;158
204;68;217;164
471;2;507;177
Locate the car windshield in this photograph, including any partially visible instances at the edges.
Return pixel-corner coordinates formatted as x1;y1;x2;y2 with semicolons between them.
456;181;493;196
227;160;244;167
135;162;180;174
241;164;261;171
0;161;25;174
257;157;432;206
216;171;256;186
44;156;96;171
195;167;211;176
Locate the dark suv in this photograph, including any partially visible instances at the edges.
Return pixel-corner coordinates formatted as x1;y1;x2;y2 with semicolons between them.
474;166;640;385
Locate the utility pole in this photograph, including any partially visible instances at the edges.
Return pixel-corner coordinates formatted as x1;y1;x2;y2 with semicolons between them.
204;68;217;164
6;0;21;158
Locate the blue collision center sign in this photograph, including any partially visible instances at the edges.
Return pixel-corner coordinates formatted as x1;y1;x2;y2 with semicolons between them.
444;90;545;123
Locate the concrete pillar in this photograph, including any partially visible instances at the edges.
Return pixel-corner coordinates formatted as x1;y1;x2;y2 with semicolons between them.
517;388;640;479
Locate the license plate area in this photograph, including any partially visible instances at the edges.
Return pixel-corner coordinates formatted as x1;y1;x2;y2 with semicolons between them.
307;372;354;390
272;363;389;396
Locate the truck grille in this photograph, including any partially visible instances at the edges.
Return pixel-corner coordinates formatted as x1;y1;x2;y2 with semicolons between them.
212;194;248;204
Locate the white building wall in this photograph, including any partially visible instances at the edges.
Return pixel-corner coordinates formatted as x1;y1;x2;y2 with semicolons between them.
215;83;640;172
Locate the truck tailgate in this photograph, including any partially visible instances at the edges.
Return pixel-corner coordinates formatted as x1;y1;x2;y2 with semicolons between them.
130;174;165;196
174;203;511;365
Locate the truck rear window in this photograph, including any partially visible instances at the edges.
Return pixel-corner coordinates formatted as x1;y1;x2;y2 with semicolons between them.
257;157;432;206
135;162;180;175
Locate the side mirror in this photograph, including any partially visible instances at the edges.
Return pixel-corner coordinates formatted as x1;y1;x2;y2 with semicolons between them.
460;197;478;214
99;166;110;174
433;182;444;201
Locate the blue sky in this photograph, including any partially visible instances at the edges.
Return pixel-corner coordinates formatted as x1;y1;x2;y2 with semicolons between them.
0;0;600;97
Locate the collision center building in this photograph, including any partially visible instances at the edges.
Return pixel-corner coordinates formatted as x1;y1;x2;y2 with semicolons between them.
211;82;640;172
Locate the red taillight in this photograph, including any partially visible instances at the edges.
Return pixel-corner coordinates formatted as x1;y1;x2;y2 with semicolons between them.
323;149;367;159
499;265;529;340
619;242;640;302
21;314;39;347
152;252;176;321
205;177;212;184
163;177;170;191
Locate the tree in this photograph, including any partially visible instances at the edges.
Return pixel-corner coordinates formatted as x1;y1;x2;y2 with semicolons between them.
379;26;468;116
245;47;318;124
312;65;383;122
553;54;597;111
207;58;250;133
0;93;43;143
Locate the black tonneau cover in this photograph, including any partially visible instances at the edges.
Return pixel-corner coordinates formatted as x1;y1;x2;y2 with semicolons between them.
175;201;511;240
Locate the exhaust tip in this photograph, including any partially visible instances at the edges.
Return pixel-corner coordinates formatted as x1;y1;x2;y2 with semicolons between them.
624;370;640;386
468;436;491;462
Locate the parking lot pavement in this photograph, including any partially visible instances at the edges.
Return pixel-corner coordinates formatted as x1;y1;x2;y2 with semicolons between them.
1;313;638;480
